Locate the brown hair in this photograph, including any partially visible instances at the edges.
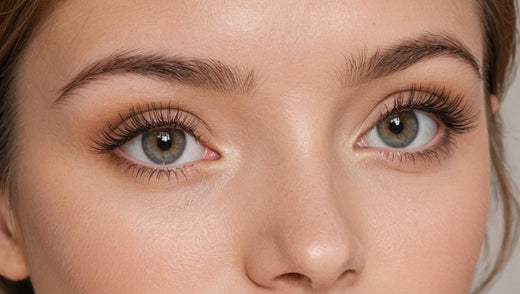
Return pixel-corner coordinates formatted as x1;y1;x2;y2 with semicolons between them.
0;0;518;293
473;0;520;292
0;1;53;293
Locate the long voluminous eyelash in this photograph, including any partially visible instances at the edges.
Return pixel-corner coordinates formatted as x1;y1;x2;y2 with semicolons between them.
379;85;478;134
373;85;479;164
91;102;205;154
90;102;208;182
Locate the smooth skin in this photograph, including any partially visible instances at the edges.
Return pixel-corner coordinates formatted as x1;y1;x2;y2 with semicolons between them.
0;0;491;293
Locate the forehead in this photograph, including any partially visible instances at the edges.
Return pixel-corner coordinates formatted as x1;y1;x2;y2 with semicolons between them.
22;0;483;96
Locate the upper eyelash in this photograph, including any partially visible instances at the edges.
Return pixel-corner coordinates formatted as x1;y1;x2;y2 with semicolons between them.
364;85;479;166
376;85;479;135
90;102;207;154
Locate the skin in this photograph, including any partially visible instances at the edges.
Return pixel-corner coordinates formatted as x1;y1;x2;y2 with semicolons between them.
0;0;492;293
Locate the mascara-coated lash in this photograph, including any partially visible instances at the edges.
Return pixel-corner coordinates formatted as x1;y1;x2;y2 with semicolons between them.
360;85;479;165
90;102;209;154
376;85;479;135
90;102;213;182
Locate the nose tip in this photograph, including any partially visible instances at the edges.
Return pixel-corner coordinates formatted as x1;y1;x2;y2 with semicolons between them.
278;239;364;291
245;208;366;292
242;140;365;291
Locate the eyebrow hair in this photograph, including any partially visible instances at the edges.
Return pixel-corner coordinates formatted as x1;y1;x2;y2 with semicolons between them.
341;32;481;86
54;51;256;104
55;32;478;104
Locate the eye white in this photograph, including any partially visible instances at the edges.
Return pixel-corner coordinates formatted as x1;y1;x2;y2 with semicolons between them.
121;131;204;166
364;111;438;149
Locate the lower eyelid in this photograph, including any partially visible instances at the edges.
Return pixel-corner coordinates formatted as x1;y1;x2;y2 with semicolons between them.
112;154;197;183
356;127;457;170
103;148;214;184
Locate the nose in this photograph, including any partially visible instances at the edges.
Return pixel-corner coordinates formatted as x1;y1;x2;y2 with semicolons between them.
244;157;366;292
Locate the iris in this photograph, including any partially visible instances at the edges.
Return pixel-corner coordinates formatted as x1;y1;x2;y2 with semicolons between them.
142;129;187;164
376;111;419;148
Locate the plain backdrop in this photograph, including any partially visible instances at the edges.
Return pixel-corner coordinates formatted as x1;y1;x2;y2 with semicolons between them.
487;45;520;292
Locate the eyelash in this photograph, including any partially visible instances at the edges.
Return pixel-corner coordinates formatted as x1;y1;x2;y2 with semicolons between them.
365;85;479;165
90;102;209;182
91;86;477;180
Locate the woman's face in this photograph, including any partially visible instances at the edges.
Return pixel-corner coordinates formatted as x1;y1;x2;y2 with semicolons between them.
6;0;490;293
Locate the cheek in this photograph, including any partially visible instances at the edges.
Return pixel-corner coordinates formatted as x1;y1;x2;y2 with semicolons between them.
12;141;235;293
356;130;490;291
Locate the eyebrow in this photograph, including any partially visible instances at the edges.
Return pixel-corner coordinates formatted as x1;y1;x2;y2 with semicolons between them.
55;51;256;104
55;32;479;104
341;32;481;86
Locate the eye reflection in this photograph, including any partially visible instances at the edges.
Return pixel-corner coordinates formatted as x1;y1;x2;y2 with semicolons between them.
364;110;437;150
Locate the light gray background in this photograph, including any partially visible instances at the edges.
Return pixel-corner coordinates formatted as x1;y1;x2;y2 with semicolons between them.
487;49;520;292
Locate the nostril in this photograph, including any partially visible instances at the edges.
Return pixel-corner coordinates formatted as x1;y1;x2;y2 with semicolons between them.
338;269;355;279
276;272;311;286
337;269;357;284
274;270;357;290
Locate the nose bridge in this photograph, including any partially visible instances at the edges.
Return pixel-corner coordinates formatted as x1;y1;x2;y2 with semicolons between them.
274;153;358;283
262;106;345;232
243;108;365;291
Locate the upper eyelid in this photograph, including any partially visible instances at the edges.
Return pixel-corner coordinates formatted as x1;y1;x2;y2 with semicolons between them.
111;104;213;141
90;103;213;154
114;103;214;135
356;86;478;143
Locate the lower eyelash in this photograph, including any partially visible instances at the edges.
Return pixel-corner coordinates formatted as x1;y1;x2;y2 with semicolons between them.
105;151;195;183
379;130;456;166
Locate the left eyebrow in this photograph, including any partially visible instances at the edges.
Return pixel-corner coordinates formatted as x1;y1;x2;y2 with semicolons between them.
54;51;256;105
341;32;481;86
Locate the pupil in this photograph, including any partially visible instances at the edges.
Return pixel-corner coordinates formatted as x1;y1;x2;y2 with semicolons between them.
389;117;404;134
156;132;172;151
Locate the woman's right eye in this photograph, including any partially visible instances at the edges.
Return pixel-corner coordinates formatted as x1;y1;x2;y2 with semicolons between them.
120;128;206;166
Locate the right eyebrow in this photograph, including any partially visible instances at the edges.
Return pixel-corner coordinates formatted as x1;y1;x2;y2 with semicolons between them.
54;51;256;105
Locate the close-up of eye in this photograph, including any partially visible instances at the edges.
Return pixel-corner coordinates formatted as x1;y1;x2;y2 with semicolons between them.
120;128;204;166
363;110;438;150
90;104;220;179
356;88;479;161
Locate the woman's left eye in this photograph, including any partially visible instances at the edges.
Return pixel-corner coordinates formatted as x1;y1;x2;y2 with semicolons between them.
362;110;438;149
120;128;204;166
